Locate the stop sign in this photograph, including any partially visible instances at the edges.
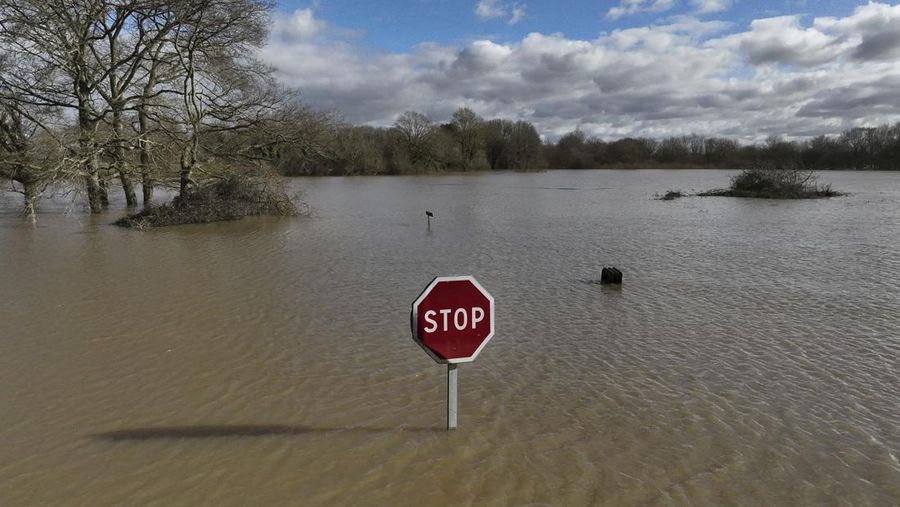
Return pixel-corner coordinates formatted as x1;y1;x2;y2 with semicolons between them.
411;276;495;363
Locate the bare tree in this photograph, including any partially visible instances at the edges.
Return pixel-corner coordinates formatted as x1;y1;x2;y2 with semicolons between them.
0;0;278;210
394;110;436;168
0;103;63;217
482;119;543;170
451;107;483;170
93;1;181;207
135;40;169;206
167;0;275;196
0;0;119;212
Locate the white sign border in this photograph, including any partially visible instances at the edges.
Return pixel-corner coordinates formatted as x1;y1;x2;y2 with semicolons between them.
410;275;495;364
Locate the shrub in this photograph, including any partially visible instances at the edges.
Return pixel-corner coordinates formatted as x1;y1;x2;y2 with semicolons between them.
656;190;685;201
116;175;298;229
699;163;843;199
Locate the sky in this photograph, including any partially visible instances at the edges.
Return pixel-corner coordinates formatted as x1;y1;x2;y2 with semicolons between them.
263;1;900;141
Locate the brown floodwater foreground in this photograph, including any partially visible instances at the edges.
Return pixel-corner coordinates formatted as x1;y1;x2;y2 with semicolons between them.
1;170;898;505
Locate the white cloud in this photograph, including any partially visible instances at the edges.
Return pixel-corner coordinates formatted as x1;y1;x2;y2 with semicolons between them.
691;0;732;14
509;5;526;25
815;2;900;61
262;3;900;142
271;8;327;41
607;0;677;21
717;15;845;67
475;0;526;24
475;0;504;19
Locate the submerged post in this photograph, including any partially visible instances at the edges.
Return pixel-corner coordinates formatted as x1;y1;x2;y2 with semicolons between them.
447;364;458;430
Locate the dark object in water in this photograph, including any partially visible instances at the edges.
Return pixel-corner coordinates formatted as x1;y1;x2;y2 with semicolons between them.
657;190;685;201
601;267;623;284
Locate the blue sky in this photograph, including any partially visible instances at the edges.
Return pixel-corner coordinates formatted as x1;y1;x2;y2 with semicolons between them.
263;1;900;140
277;0;866;53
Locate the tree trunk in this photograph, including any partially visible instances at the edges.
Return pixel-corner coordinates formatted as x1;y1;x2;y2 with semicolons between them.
180;146;193;196
85;173;103;213
137;44;164;209
179;43;201;199
179;135;198;196
22;180;38;218
119;169;136;206
113;110;137;206
179;170;190;195
141;168;154;207
139;105;154;207
98;172;110;207
78;79;103;213
106;27;138;208
81;136;104;213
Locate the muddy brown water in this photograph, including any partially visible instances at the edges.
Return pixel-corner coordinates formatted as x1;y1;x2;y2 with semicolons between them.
1;170;899;505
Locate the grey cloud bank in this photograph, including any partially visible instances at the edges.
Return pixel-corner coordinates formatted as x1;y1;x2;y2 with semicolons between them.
262;3;900;142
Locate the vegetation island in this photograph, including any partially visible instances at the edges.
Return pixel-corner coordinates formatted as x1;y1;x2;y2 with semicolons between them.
658;164;845;201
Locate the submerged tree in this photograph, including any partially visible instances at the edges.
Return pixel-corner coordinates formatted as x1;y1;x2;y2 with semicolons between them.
93;1;184;207
0;102;62;217
0;0;114;212
167;0;276;196
0;0;298;216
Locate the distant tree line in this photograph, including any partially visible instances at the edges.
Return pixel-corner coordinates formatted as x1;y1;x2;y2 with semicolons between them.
280;109;900;176
546;125;900;171
279;108;544;176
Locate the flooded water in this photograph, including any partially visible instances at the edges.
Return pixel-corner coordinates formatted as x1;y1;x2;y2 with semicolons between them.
1;170;899;506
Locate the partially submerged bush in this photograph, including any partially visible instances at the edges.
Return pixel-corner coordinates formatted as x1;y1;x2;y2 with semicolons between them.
656;190;685;201
116;176;298;229
699;163;843;199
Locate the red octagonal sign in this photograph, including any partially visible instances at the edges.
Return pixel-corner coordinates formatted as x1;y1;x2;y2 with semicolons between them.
411;276;495;364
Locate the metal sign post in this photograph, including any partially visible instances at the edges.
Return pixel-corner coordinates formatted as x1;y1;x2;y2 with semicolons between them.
447;364;458;430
